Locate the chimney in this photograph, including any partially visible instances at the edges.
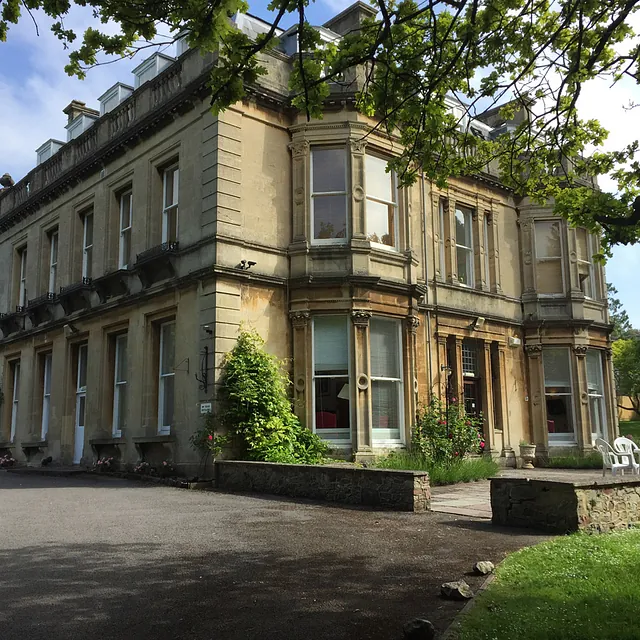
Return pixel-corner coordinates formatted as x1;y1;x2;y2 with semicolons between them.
323;1;377;36
63;100;100;124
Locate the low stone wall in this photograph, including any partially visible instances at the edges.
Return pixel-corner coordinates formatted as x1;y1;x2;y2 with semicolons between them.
215;460;430;512
491;476;640;533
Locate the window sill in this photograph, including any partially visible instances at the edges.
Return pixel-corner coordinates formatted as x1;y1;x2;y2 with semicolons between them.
20;440;48;448
0;441;16;448
132;435;176;444
89;437;126;446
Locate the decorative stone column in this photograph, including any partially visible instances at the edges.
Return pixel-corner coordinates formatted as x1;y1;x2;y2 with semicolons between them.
350;140;367;239
452;336;464;403
436;332;448;403
444;197;457;284
489;203;502;294
351;309;373;460
525;344;547;458
433;194;444;281
288;140;310;243
405;315;420;433
573;345;592;453
496;343;515;464
472;208;485;291
290;310;311;428
519;218;536;296
480;340;495;453
603;347;619;440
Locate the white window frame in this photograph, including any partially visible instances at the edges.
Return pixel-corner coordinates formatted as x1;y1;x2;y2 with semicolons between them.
10;361;20;442
311;316;351;445
438;198;446;280
576;229;595;299
543;347;577;445
310;148;348;245
534;219;565;297
162;166;179;244
158;321;175;435
370;318;405;446
112;334;128;437
48;231;58;294
119;191;133;269
587;349;606;443
41;353;52;441
365;153;399;251
82;212;93;280
455;205;474;287
18;247;27;308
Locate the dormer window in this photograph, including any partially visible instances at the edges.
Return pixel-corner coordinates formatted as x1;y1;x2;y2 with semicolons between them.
311;148;347;242
98;83;134;116
132;53;175;88
35;139;64;166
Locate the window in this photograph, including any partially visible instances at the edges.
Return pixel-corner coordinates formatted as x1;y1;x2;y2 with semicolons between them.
158;321;175;434
312;316;350;441
483;214;490;288
587;350;605;442
455;206;474;285
48;231;58;294
82;212;93;279
462;343;478;377
370;318;403;443
438;198;446;280
311;148;347;241
18;247;27;308
162;166;179;243
365;154;398;248
119;191;133;268
576;228;595;299
10;361;20;442
41;353;52;440
543;348;575;444
535;220;564;295
112;334;128;437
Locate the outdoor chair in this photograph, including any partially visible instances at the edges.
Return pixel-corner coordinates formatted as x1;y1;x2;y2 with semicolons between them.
613;437;640;475
595;438;638;476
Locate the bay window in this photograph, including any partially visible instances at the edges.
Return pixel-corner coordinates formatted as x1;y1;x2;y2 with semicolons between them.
162;165;179;244
312;316;350;441
365;154;398;249
370;318;403;443
535;220;564;295
576;228;595;299
455;206;474;285
158;321;175;434
587;350;605;442
311;148;347;242
543;348;575;444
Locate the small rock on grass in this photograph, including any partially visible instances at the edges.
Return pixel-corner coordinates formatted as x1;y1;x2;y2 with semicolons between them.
441;580;474;600
403;618;436;640
473;561;495;575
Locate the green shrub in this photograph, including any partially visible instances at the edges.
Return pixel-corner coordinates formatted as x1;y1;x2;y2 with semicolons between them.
374;451;498;485
545;453;603;469
219;330;328;464
412;397;485;463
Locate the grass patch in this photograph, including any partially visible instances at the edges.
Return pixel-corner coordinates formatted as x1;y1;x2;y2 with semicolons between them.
458;530;640;640
545;453;603;469
619;420;640;443
373;452;499;485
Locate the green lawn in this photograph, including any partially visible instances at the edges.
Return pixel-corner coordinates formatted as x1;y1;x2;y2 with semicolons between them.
458;530;640;640
619;420;640;442
373;452;499;485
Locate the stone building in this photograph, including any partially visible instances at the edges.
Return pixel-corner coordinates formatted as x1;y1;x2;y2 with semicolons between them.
0;2;616;472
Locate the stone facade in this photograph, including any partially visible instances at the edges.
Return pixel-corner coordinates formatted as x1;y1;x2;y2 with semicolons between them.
492;477;640;533
0;3;616;474
215;460;431;511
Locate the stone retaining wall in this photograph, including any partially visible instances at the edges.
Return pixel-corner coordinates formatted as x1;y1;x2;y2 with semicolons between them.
215;461;430;512
491;476;640;533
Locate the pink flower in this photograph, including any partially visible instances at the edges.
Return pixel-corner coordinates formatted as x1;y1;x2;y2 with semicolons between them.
480;441;486;449
208;434;213;441
451;397;457;403
454;451;459;457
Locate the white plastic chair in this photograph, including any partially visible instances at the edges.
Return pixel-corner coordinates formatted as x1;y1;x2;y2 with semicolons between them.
613;437;640;475
595;438;636;476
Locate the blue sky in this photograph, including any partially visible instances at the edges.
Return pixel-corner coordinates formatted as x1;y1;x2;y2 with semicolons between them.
1;0;639;326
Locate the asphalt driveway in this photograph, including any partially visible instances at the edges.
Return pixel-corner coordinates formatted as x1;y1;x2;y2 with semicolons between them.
0;471;547;640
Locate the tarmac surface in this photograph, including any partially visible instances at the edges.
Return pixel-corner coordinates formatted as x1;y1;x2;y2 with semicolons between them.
0;471;548;640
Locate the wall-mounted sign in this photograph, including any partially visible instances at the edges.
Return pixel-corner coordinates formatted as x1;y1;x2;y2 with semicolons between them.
200;402;213;414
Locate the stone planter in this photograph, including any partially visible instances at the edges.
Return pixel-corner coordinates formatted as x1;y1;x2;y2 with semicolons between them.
520;444;536;469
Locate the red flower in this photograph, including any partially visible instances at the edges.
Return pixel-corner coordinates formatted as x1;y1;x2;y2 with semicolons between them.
438;420;447;425
451;397;457;403
208;434;213;441
448;433;453;439
465;420;471;426
454;451;459;456
480;441;486;449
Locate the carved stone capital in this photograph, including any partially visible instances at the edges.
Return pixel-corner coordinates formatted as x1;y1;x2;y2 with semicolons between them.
351;309;372;326
605;347;613;359
405;315;420;334
350;139;367;155
525;344;543;357
289;310;310;328
573;345;588;357
288;140;310;158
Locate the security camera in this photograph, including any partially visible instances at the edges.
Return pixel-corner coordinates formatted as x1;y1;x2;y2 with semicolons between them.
247;261;256;268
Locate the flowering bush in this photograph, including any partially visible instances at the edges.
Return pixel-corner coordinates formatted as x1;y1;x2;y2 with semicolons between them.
411;397;485;464
190;412;229;459
157;459;176;478
133;461;153;475
95;456;115;472
0;454;16;468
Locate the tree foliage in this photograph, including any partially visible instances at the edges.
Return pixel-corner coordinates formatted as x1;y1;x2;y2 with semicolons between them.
612;337;640;414
219;329;328;463
607;283;634;341
4;0;640;250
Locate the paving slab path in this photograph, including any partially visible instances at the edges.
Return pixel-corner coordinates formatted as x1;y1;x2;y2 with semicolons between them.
0;470;548;640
